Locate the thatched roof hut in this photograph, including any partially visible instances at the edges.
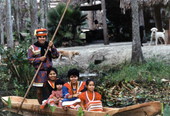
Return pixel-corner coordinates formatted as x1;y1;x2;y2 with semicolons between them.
120;0;170;13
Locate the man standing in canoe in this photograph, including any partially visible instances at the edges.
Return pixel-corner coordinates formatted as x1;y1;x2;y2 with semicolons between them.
28;28;59;104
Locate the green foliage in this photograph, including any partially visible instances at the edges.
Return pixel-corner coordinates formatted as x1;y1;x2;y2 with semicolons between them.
13;79;27;96
7;97;12;108
88;60;170;107
0;42;34;96
105;115;110;116
77;107;84;116
1;97;11;108
163;104;170;116
47;3;87;46
48;105;57;112
96;59;170;83
0;66;11;90
1;44;34;83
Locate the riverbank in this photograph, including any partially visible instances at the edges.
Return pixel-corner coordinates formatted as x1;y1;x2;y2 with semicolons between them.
54;42;170;69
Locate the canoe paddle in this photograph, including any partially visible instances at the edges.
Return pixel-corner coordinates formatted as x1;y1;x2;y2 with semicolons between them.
17;0;71;113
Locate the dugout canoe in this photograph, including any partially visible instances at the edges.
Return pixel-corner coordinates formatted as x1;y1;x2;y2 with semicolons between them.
1;96;161;116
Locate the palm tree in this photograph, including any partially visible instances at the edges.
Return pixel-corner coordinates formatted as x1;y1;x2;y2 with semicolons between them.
47;3;87;46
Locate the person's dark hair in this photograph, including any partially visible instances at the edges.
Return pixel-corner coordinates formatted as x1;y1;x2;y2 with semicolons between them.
81;79;95;92
47;67;58;80
67;68;79;78
55;79;64;86
86;79;95;86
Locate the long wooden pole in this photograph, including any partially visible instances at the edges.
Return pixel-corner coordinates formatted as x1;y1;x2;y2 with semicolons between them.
17;0;71;113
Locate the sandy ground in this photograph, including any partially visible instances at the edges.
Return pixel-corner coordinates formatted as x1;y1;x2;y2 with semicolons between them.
53;42;170;69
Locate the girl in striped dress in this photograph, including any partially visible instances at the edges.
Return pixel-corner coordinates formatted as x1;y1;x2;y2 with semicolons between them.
79;79;103;112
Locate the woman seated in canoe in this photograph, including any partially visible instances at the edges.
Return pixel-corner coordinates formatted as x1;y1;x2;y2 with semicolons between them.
42;67;59;104
62;68;86;110
40;79;64;109
79;79;103;112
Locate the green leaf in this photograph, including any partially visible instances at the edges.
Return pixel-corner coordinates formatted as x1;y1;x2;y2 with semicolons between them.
48;105;56;112
105;115;111;116
1;97;12;108
8;97;12;108
106;101;114;107
163;104;170;116
77;107;84;116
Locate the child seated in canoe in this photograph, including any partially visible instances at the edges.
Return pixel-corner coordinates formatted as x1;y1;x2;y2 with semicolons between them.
40;79;64;109
79;79;103;112
42;67;58;103
62;68;86;110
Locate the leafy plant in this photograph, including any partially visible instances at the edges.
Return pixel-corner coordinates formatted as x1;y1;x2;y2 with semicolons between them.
88;60;170;107
105;114;110;116
13;79;27;96
163;104;170;116
0;43;34;83
47;3;87;46
48;105;57;112
0;42;35;97
1;97;11;108
77;107;84;116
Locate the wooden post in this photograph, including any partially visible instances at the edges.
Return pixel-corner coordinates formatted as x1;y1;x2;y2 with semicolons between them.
87;0;94;30
101;0;109;45
166;15;170;44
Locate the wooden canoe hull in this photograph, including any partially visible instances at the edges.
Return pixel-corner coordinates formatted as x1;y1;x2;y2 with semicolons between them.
1;96;161;116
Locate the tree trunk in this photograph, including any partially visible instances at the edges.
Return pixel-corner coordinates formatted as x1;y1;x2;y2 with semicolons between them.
0;24;4;45
30;0;38;43
169;18;170;43
101;0;109;45
153;5;162;31
6;0;14;48
13;0;20;41
0;2;5;45
11;0;20;40
44;0;49;29
139;8;146;37
87;0;94;30
169;17;170;30
40;0;45;28
40;0;48;29
131;0;145;63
